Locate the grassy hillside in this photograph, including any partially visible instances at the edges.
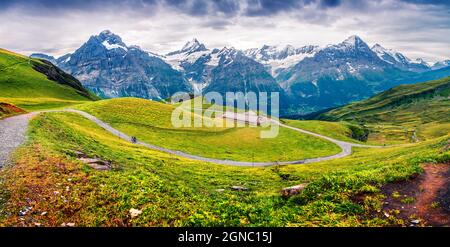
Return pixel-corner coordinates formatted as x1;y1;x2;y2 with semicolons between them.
282;120;367;144
0;48;98;110
315;77;450;144
0;110;447;226
75;98;341;162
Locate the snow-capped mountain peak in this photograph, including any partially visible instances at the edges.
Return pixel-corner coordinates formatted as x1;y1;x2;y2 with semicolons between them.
371;43;388;54
412;57;430;66
167;38;208;57
163;39;210;71
97;30;125;45
411;58;432;69
216;47;240;65
99;29;114;36
181;38;205;52
371;43;410;64
243;44;320;76
39;30;192;100
432;60;450;70
244;44;301;61
343;35;364;45
219;46;237;55
94;30;128;51
332;35;370;51
371;43;395;57
370;43;430;72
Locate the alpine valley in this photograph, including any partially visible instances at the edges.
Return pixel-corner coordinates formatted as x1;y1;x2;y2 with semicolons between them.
31;31;450;114
2;0;450;230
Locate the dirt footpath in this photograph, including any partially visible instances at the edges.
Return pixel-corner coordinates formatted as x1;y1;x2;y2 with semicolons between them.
381;163;450;226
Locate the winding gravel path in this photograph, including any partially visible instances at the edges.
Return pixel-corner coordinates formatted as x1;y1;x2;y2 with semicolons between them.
0;109;382;167
0;112;38;167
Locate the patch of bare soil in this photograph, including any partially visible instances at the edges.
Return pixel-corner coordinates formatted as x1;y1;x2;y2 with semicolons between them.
381;163;450;226
0;102;26;115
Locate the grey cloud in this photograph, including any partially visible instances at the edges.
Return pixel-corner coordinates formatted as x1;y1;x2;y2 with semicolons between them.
0;0;343;16
400;0;450;6
201;19;233;30
0;0;449;62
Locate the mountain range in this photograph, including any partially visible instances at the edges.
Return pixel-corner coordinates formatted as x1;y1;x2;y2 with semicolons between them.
31;31;450;114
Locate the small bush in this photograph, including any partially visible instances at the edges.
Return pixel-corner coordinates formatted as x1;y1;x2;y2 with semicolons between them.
347;124;370;142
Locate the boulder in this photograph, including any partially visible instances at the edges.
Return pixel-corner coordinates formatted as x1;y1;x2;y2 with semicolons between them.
77;157;111;170
231;186;248;191
129;208;142;218
411;219;421;224
73;150;86;158
281;183;308;197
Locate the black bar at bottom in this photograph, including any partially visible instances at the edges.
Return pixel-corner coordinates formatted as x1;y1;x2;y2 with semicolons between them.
0;227;447;246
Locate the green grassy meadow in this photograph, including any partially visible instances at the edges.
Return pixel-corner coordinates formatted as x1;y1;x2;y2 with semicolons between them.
75;98;341;162
0;111;447;226
282;119;363;144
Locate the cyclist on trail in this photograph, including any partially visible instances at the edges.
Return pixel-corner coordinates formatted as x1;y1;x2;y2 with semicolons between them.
131;136;137;143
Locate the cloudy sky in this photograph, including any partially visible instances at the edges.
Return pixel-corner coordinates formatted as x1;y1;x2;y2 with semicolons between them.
0;0;449;63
